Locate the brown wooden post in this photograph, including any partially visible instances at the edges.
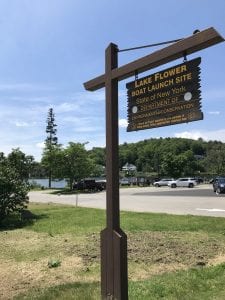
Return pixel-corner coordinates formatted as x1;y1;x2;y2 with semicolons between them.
100;43;128;299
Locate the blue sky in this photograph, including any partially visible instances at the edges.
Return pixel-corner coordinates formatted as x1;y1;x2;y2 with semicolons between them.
0;0;224;161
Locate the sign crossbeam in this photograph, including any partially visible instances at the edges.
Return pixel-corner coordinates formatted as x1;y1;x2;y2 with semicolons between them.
84;27;224;91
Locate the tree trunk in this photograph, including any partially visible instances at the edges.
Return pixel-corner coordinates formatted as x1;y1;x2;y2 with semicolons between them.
48;170;52;188
69;178;73;191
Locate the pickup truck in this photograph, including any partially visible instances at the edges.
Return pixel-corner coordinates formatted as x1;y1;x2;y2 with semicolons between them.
73;179;105;192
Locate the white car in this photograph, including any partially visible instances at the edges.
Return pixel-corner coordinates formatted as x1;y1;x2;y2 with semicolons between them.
120;178;130;186
168;178;197;188
153;178;174;187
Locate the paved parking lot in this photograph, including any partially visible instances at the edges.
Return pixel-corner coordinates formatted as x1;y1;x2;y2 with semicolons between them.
29;184;225;217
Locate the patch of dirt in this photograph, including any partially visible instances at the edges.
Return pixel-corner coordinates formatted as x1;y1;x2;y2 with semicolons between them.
0;230;96;300
80;231;225;269
1;229;225;299
0;256;83;300
127;231;224;267
128;261;187;280
208;254;225;266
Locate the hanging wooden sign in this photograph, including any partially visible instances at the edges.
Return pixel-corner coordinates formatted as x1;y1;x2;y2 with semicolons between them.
127;57;203;131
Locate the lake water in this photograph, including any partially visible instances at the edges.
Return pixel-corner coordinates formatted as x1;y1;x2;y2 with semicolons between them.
29;178;67;189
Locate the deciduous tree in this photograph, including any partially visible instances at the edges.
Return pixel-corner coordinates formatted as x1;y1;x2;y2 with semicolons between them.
7;148;34;180
61;142;93;190
0;158;29;224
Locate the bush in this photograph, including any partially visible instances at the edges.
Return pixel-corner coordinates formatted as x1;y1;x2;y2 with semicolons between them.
48;259;61;268
0;165;29;224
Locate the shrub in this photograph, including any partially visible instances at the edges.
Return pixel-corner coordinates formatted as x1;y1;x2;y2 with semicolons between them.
0;165;29;224
48;259;61;268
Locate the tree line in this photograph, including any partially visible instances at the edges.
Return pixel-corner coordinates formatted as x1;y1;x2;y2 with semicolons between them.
2;136;224;185
23;108;225;183
90;138;225;179
1;107;225;224
1;107;225;187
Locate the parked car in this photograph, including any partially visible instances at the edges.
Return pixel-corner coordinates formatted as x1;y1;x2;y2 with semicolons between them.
212;177;225;194
194;177;204;184
168;178;197;188
120;178;130;186
73;179;104;192
153;178;174;187
96;179;106;190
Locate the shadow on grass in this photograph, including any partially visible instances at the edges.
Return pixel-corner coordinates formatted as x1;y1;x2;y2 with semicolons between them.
50;189;103;195
50;188;78;195
0;210;48;231
15;281;100;300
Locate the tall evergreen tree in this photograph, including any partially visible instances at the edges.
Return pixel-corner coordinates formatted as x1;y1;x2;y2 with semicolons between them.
43;108;58;188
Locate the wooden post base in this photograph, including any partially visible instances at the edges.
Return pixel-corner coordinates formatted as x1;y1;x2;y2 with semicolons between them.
101;228;128;300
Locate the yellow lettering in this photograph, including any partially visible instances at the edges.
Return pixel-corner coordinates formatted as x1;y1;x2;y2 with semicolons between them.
175;73;192;84
134;76;152;88
131;87;147;97
154;64;188;81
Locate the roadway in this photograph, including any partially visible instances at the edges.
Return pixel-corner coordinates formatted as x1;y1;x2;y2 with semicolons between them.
28;184;225;218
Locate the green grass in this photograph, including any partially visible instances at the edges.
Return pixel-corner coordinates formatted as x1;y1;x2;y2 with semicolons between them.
121;210;225;233
27;202;225;235
25;203;105;235
3;202;225;299
129;263;225;300
14;264;225;300
15;282;100;300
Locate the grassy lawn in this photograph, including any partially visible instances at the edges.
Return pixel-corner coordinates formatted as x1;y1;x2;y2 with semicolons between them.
1;202;225;299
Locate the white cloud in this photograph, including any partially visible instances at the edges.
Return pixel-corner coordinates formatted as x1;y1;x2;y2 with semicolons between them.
174;131;203;140
119;119;128;128
0;82;54;92
55;102;81;113
74;88;126;104
84;137;106;150
208;111;220;115
15;121;29;127
72;90;105;103
174;129;225;142
75;126;103;133
203;88;225;101
0;142;44;162
14;121;37;127
36;142;45;149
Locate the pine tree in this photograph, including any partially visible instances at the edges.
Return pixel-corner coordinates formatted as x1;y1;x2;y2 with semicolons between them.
46;108;58;148
44;108;58;188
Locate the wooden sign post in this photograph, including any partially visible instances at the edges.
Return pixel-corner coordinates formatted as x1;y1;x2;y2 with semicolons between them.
84;28;224;299
100;43;128;299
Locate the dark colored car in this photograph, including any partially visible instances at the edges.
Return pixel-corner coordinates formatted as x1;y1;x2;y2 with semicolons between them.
73;179;104;192
213;177;225;194
194;177;204;184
